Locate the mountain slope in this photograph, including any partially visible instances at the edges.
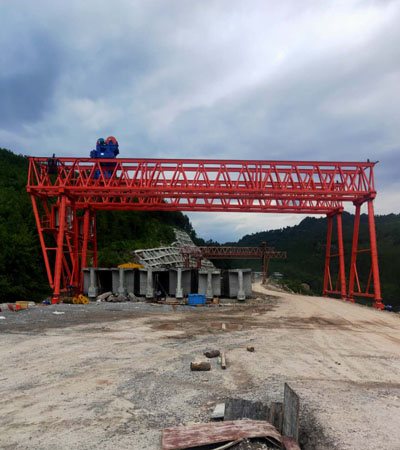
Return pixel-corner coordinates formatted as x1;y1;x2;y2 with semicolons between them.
224;213;400;309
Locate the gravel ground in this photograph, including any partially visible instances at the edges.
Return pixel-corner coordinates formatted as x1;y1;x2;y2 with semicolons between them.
0;298;268;332
0;286;399;450
0;301;171;332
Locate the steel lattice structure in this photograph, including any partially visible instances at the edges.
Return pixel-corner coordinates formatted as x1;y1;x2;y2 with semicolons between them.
180;244;286;283
26;157;383;308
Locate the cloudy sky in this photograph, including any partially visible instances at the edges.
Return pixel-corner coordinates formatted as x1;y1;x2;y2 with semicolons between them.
1;0;399;241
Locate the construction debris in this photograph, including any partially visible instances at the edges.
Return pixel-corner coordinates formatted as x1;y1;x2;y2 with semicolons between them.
161;420;283;450
224;399;269;422
211;384;300;448
269;402;283;433
95;292;138;303
8;304;21;311
212;403;226;420
204;350;220;358
282;383;300;442
134;229;215;270
127;292;137;302
96;291;112;301
161;383;302;449
281;436;301;450
221;352;227;369
63;294;90;305
214;439;243;449
190;362;211;371
16;301;29;310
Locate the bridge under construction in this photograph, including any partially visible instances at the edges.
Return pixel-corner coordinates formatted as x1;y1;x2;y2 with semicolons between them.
26;156;383;308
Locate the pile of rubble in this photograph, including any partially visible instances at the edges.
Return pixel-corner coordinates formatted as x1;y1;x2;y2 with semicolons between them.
95;291;139;303
162;383;301;450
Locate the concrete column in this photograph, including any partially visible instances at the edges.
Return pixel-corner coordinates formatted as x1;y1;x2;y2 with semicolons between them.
206;270;213;299
88;267;98;298
146;269;154;298
176;268;183;298
237;269;245;300
118;268;126;295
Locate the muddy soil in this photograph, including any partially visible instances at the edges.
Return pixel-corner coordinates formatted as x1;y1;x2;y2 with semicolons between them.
0;284;399;450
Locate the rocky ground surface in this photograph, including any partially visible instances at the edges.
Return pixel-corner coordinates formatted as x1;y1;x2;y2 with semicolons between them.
0;284;399;450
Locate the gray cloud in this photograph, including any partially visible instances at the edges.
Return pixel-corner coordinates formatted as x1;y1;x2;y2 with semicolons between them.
1;0;399;240
0;27;62;128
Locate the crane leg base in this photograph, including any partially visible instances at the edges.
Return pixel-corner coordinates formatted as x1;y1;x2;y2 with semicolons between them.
373;301;384;310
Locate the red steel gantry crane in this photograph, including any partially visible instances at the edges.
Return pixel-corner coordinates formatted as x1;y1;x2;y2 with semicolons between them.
26;157;383;308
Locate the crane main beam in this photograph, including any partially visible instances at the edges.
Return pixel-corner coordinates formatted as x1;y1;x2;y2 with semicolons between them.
27;158;376;213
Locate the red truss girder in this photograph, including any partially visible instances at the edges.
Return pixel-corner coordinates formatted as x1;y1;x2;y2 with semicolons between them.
28;158;375;213
26;157;383;309
181;246;286;259
181;245;287;283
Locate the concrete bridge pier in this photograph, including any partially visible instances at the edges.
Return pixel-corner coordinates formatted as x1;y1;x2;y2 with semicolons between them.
146;268;154;298
88;267;98;298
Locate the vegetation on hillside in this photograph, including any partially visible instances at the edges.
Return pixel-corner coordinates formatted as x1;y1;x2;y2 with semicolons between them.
0;148;194;301
217;214;400;310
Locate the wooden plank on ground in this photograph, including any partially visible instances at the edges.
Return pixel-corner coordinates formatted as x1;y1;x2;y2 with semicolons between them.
224;398;270;421
221;351;227;369
162;420;283;450
282;436;302;450
282;383;300;442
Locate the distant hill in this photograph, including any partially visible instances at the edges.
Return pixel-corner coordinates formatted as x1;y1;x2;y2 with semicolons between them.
217;213;400;310
0;148;195;302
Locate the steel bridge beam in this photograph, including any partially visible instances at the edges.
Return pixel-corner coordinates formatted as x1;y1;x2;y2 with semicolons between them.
180;244;287;282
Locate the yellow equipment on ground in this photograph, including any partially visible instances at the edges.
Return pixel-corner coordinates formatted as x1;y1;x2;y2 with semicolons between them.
117;262;143;269
72;294;89;304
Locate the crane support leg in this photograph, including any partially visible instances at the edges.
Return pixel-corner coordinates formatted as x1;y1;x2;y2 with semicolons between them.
348;204;361;302
368;200;383;309
92;212;98;268
80;209;90;291
323;212;347;299
323;215;333;296
52;195;67;304
30;195;53;287
336;213;347;300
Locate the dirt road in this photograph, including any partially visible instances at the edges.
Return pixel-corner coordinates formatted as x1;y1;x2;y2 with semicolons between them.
0;285;399;449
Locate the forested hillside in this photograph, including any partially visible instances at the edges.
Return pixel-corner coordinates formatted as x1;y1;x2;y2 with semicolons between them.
0;148;194;302
219;213;400;310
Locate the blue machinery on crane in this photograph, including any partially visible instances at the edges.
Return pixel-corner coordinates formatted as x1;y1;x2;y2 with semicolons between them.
90;136;119;179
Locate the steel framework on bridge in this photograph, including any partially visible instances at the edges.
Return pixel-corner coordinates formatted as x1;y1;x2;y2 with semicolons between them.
26;157;383;308
180;243;287;283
